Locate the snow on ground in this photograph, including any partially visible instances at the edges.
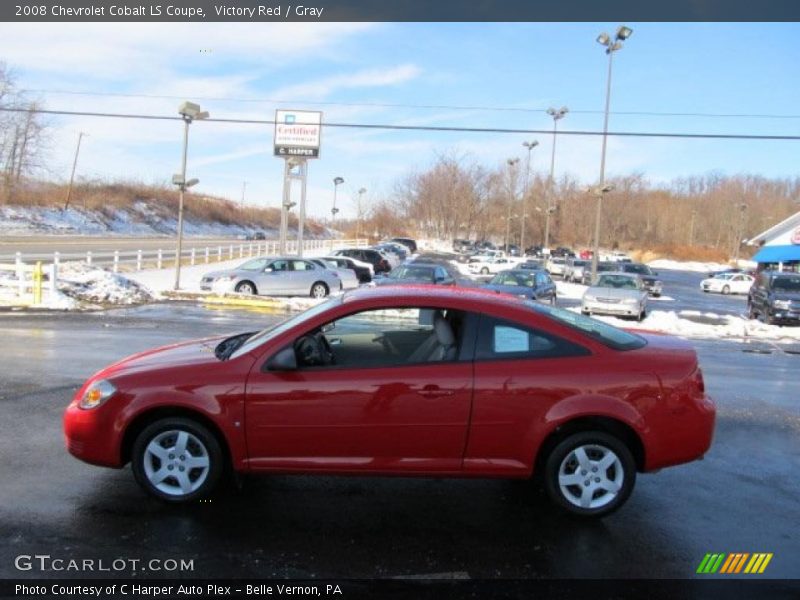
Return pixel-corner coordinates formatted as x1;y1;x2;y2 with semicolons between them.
57;262;154;305
648;258;757;273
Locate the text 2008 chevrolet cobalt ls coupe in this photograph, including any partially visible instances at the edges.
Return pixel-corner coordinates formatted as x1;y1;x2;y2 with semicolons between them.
64;286;715;517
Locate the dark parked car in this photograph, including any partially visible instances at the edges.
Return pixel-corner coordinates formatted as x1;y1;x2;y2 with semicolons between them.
551;247;576;258
333;248;391;274
747;270;800;325
376;263;455;286
518;259;545;270
246;231;266;240
389;237;418;253
525;245;544;258
618;263;663;297
483;269;556;305
452;239;474;253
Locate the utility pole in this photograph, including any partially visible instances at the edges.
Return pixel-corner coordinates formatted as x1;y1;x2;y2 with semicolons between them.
544;107;568;249
240;181;247;204
505;158;519;251
63;132;87;211
521;140;538;253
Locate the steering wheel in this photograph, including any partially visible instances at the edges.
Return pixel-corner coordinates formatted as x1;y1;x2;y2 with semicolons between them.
295;335;324;366
317;333;336;365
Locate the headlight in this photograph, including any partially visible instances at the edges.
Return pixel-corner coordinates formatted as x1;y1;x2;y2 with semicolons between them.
774;300;791;309
79;379;117;410
217;275;237;281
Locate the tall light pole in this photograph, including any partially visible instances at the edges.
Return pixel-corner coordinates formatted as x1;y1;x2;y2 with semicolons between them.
63;131;88;211
240;180;247;204
356;187;367;240
733;202;748;264
544;106;568;250
591;25;632;280
173;101;208;291
505;158;520;251
331;176;344;226
521;140;538;253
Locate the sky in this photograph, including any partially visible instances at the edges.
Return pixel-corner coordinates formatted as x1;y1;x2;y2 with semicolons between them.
1;22;799;219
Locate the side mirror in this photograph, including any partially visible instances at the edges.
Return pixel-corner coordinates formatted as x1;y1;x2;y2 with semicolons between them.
264;266;274;273
266;347;297;371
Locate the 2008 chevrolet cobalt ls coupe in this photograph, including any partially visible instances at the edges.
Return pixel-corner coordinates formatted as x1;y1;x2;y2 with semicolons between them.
64;286;715;517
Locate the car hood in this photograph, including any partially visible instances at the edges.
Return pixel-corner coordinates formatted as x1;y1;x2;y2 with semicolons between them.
483;284;533;296
203;269;237;279
586;286;643;299
375;277;432;285
99;335;231;378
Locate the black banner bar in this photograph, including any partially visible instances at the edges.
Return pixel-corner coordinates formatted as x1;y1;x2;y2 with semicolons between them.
2;0;800;22
2;579;800;600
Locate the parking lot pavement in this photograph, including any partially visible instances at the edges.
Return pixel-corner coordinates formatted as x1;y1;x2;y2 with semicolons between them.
0;305;798;580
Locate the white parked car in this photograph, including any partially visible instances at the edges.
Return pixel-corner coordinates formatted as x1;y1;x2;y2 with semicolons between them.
467;256;514;275
582;272;649;321
310;258;359;290
700;272;755;295
603;251;633;263
546;256;568;278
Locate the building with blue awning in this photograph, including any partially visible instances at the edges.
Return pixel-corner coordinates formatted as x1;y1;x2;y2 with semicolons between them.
747;211;800;272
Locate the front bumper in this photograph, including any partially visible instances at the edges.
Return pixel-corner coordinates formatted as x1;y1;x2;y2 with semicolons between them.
63;401;123;468
582;300;642;316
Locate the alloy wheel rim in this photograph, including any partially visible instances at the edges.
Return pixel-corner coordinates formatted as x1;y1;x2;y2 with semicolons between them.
143;430;210;496
239;283;254;294
558;443;623;509
312;284;326;298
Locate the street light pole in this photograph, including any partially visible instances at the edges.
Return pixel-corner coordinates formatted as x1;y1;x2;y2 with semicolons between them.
63;131;87;211
505;158;519;251
733;203;748;264
331;176;344;227
591;25;632;279
173;101;208;291
521;141;538;253
544;107;568;250
356;187;366;241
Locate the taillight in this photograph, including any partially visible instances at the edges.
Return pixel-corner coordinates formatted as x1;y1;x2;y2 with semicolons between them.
693;367;705;394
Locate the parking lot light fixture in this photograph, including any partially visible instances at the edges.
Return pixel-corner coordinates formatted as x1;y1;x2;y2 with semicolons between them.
173;101;208;291
331;177;344;226
591;26;632;280
505;158;520;252
521;141;538;252
356;187;367;240
544;107;568;250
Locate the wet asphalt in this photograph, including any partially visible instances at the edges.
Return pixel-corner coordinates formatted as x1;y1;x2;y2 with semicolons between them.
0;294;798;582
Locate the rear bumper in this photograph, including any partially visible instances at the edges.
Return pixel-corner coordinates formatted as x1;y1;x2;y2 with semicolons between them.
646;393;716;471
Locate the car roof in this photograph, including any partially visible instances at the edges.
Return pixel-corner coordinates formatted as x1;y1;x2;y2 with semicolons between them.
341;284;526;308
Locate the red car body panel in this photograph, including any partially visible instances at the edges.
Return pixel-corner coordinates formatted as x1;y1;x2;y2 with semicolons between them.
64;286;715;479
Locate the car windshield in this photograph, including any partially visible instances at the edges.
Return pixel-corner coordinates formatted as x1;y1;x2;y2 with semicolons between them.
237;258;269;271
596;274;638;289
714;273;734;280
525;302;646;351
228;296;342;360
572;260;588;267
625;264;651;274
491;272;534;287
390;266;434;280
772;275;800;292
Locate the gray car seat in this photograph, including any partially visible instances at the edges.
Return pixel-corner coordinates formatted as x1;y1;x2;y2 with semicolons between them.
408;311;457;363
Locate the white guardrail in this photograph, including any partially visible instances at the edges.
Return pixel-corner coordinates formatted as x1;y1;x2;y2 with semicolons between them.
0;238;368;306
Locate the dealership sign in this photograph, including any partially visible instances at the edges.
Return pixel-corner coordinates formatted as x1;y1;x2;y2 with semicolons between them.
274;110;322;158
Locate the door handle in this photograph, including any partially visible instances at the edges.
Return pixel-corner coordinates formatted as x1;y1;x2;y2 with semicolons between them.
418;385;455;398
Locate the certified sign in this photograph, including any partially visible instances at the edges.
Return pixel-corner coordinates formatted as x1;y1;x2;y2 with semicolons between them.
274;110;322;158
792;226;800;245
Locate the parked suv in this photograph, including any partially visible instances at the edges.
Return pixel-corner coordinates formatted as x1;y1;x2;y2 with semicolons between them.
333;248;391;274
618;263;662;297
747;270;800;325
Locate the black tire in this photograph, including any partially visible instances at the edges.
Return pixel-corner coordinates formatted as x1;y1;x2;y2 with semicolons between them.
550;295;557;307
722;285;731;295
131;417;223;503
235;280;257;295
310;282;329;298
481;267;489;275
543;431;636;518
638;309;646;322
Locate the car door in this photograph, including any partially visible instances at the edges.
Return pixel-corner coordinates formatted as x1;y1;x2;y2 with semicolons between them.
290;260;319;295
732;274;751;294
258;259;292;295
244;306;474;473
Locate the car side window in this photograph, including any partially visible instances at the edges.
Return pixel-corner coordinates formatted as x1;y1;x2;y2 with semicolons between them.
270;260;290;272
435;266;447;280
292;307;469;369
292;260;315;271
475;316;589;361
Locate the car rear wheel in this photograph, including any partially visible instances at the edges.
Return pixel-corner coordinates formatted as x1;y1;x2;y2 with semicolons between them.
544;431;635;517
131;418;223;503
310;282;329;298
235;281;257;295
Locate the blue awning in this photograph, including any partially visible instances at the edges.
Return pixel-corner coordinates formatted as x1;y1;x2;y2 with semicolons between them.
751;244;800;263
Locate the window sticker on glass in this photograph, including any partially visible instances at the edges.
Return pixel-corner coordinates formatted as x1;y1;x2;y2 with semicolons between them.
494;326;530;353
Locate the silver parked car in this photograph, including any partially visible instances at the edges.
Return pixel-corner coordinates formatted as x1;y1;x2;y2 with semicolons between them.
581;272;648;321
200;256;340;298
309;258;359;290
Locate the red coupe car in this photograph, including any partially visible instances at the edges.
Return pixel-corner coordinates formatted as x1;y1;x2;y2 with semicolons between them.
64;286;715;517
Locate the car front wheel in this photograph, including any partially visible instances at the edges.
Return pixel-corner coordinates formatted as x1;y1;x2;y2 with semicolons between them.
131;418;223;503
544;431;636;517
310;282;329;298
235;281;257;295
722;285;731;295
